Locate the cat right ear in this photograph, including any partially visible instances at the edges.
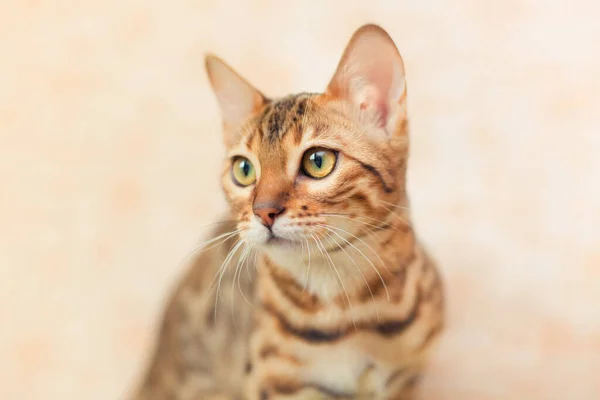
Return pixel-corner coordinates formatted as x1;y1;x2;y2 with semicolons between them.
205;54;267;147
325;24;406;134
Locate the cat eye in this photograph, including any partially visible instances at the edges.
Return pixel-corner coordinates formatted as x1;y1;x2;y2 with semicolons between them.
301;147;337;179
231;157;256;186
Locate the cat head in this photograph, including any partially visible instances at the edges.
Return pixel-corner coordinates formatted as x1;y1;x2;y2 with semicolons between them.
205;24;410;271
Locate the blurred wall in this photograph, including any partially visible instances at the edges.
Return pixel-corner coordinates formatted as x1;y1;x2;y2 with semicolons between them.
1;1;599;399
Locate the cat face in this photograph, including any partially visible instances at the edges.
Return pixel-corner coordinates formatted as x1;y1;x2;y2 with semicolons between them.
206;25;409;259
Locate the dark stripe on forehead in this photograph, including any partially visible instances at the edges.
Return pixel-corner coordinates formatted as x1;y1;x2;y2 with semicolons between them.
293;96;309;144
267;96;296;143
259;93;318;143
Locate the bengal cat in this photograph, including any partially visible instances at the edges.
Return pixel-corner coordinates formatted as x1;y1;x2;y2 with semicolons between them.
130;24;444;400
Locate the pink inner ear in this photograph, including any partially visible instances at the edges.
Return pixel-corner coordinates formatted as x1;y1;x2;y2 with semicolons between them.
374;100;389;128
327;27;405;129
357;78;391;128
205;54;266;134
359;97;388;128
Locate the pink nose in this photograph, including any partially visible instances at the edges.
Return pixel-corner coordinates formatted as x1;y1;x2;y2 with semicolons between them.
253;204;285;228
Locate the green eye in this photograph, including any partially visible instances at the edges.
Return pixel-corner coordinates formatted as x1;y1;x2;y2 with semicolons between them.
301;147;337;179
231;157;256;186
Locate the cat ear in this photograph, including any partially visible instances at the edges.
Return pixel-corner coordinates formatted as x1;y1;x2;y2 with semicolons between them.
205;54;267;146
326;24;406;132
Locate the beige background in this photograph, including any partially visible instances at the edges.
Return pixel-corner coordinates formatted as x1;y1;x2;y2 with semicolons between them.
1;1;599;399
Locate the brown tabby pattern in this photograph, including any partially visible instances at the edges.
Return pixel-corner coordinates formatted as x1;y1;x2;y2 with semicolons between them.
130;24;444;400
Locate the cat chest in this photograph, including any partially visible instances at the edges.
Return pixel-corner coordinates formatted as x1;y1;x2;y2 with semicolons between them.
300;338;388;396
252;327;399;398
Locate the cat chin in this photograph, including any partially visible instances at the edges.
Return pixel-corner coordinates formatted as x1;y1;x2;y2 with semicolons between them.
259;235;304;252
265;235;292;246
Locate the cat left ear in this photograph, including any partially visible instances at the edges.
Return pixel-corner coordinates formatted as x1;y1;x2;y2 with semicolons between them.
325;24;406;132
205;54;268;146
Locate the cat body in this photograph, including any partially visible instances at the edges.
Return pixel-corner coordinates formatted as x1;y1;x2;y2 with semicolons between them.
131;24;444;400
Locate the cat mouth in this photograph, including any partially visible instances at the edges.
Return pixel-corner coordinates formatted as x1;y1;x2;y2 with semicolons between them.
266;234;288;245
265;233;297;247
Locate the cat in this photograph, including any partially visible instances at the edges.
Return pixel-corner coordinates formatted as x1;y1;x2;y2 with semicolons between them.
130;24;444;400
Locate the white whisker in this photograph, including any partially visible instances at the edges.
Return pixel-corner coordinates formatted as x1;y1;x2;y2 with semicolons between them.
322;213;395;231
245;244;255;283
311;234;340;297
380;199;410;211
234;245;254;312
317;224;390;302
302;237;312;292
315;233;357;329
323;232;380;322
318;224;388;272
212;238;245;320
181;228;243;268
379;203;409;226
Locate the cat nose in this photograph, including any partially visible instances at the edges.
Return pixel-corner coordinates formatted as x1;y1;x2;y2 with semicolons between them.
253;203;285;228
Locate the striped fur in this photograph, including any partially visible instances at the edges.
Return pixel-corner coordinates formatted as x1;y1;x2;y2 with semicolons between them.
130;24;444;400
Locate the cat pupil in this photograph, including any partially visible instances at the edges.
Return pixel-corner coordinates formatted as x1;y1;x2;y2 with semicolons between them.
241;161;250;176
311;153;323;169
